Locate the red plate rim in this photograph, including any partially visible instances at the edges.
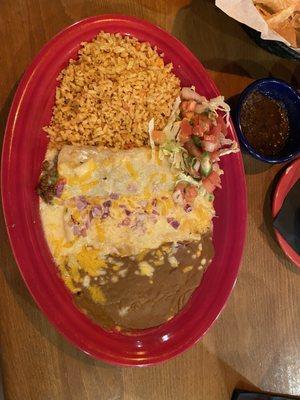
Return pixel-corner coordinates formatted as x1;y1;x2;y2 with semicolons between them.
1;14;247;366
272;158;300;268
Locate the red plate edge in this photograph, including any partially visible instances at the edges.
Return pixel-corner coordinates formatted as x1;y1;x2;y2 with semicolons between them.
272;158;300;268
1;14;247;366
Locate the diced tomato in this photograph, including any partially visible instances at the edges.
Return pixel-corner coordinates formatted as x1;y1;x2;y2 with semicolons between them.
202;178;215;193
185;185;198;203
184;139;202;158
202;128;222;151
174;182;198;204
202;117;224;150
210;150;220;162
202;171;222;193
193;125;202;137
179;119;193;143
216;115;227;136
208;171;222;188
152;130;165;144
201;120;210;131
199;114;214;129
193;120;209;137
204;134;218;142
210;123;222;137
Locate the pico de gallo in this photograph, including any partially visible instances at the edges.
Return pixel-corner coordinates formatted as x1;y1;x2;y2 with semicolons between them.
149;87;239;208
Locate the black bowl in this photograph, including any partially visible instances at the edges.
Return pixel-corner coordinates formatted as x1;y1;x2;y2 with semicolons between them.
242;25;300;61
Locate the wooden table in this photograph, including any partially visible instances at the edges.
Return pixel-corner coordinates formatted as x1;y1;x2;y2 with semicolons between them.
0;1;299;399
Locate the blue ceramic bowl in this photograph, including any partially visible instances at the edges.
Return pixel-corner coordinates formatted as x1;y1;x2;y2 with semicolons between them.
235;78;300;164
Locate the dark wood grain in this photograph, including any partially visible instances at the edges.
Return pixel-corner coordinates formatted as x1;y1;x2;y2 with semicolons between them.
0;1;300;399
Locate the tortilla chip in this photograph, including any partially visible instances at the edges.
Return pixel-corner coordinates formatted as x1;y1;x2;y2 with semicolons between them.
275;22;298;46
292;12;300;28
266;5;298;25
291;12;300;46
255;3;273;18
254;0;297;13
254;1;300;47
265;6;299;46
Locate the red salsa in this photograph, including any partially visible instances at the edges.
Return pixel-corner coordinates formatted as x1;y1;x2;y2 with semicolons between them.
240;91;289;157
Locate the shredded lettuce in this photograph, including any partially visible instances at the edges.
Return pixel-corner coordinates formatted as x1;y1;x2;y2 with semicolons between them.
160;140;182;154
169;96;181;120
198;95;230;125
166;120;181;141
208;96;230;113
219;142;239;157
159;140;186;170
163;97;181;141
175;172;200;187
172;151;184;170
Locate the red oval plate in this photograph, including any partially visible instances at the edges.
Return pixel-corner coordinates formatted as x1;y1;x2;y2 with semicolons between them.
1;15;247;366
272;158;300;268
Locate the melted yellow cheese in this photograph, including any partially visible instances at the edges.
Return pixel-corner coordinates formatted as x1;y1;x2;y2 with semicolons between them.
96;225;106;242
57;146;175;199
88;286;106;304
76;248;107;276
125;161;138;180
40;145;214;293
